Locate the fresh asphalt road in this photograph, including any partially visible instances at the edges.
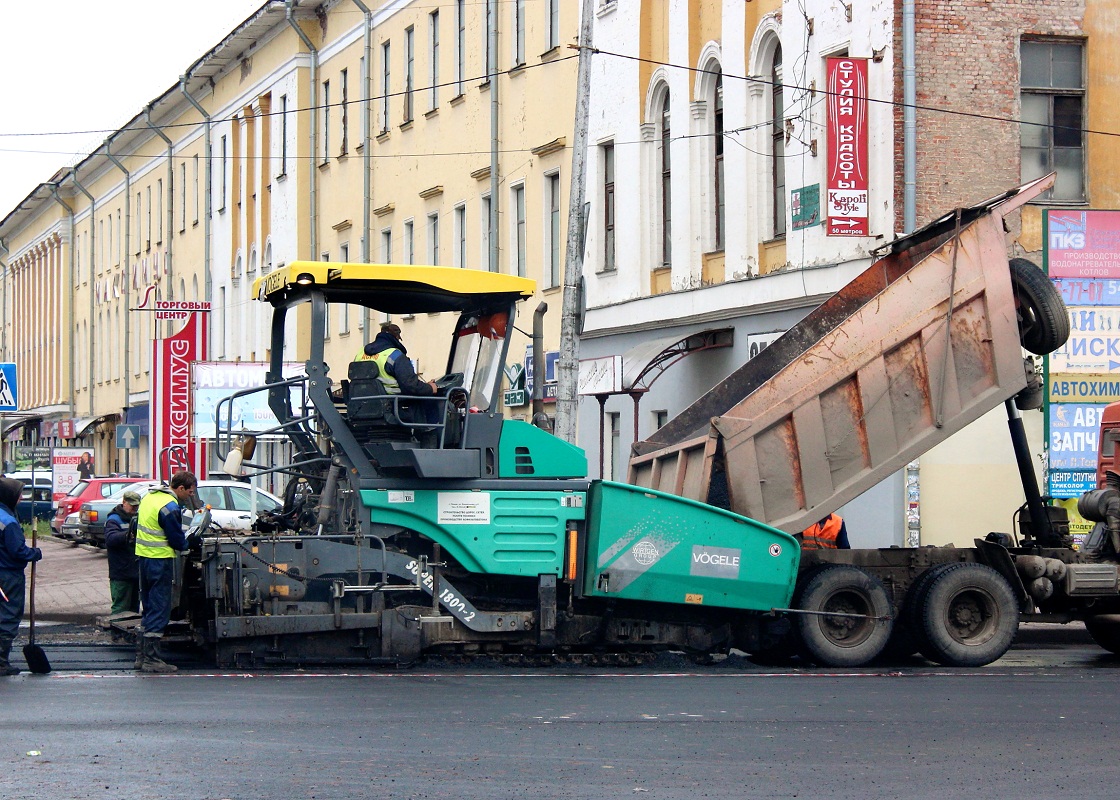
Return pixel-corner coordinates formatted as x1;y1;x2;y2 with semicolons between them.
2;645;1118;800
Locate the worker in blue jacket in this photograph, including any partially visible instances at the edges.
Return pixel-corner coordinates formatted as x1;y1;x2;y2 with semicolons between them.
0;476;43;675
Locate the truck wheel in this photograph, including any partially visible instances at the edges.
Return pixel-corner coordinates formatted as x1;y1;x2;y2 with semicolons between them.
916;563;1019;667
891;563;957;659
1085;617;1120;655
1010;257;1070;355
795;565;894;667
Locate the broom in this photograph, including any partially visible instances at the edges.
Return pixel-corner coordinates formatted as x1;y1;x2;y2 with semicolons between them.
22;516;50;674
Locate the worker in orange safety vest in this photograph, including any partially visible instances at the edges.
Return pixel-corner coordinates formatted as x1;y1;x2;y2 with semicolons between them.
800;513;851;550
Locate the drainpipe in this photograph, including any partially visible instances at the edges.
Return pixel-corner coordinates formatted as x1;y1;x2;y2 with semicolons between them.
488;0;499;272
144;105;175;302
179;78;212;308
69;171;97;415
105;141;132;417
287;0;319;261
903;0;916;233
352;0;373;338
48;183;75;425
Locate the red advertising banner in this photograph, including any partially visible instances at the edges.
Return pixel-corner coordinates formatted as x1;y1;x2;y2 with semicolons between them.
1046;210;1120;279
150;312;208;480
826;57;869;237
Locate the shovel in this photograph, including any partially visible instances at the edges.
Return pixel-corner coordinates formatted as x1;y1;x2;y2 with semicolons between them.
22;519;50;674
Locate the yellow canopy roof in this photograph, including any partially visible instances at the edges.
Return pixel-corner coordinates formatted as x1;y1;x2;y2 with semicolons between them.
253;262;537;315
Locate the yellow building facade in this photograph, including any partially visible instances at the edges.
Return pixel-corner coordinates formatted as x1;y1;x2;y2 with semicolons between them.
0;0;577;477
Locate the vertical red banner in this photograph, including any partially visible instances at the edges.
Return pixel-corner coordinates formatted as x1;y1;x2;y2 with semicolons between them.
150;313;208;480
826;57;869;237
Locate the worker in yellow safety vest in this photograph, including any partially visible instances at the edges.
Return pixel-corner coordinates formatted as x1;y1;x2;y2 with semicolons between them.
134;471;198;673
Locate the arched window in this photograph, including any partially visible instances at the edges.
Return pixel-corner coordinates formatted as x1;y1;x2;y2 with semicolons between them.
711;69;725;251
659;90;672;269
263;241;273;274
771;44;785;237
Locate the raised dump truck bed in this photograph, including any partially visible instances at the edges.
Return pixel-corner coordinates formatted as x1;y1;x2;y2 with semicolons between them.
629;174;1063;535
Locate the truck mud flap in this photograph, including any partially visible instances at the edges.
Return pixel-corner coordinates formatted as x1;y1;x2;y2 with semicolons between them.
974;537;1031;611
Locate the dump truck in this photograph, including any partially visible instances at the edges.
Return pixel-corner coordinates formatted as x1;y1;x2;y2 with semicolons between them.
160;174;1118;670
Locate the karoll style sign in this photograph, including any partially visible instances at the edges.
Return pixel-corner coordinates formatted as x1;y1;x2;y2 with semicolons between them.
826;57;869;237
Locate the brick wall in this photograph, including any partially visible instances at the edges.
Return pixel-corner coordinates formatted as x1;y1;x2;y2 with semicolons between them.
893;0;1086;231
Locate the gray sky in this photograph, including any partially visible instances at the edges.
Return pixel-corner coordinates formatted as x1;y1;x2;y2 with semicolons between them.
0;0;266;219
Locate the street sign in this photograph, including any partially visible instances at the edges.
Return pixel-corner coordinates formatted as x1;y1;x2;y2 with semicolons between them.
116;424;141;450
0;362;17;411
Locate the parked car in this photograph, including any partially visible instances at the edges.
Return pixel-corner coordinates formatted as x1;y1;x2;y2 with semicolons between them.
53;477;144;536
15;484;53;525
78;479;283;547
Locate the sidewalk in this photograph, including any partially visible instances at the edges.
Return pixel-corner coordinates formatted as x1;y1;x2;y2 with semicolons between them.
24;533;112;624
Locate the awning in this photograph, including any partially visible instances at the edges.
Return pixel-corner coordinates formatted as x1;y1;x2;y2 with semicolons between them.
621;328;734;392
2;415;41;439
75;413;119;438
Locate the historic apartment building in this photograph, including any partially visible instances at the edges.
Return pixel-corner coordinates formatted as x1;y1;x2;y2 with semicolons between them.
573;0;1120;547
0;0;577;480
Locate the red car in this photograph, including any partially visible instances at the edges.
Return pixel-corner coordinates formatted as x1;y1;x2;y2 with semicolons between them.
52;477;144;536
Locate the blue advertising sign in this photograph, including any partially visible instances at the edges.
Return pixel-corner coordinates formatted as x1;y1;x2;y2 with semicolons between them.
1048;469;1097;498
0;363;16;411
192;362;304;439
1050;306;1120;372
1049;403;1106;470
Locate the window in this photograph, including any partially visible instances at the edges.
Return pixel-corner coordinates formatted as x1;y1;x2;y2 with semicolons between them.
512;184;526;277
381;228;393;262
404;220;415;263
380;42;391;134
116;211;121;264
156;178;163;244
455;0;465;95
340;69;349;155
136;191;142;254
279;94;288;175
1021;39;1085;202
659;90;672;269
602;142;616;272
481;193;493;271
513;0;525;66
217;287;227;359
772;47;785;236
714;73;725;250
429;10;440;110
340;242;350;334
146;186;152;250
220;135;228;212
454;205;467;267
322;79;331;162
546;0;559;50
404;27;415;124
428;212;440;263
179;162;186;232
546;172;561;287
484;1;494;78
193;155;200;223
104;217;109;271
321;251;331;337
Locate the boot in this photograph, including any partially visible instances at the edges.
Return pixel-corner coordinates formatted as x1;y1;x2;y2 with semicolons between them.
133;628;145;670
140;635;178;674
0;638;19;676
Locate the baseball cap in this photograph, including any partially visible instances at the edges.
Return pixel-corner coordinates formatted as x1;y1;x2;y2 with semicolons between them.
122;490;143;506
381;322;402;338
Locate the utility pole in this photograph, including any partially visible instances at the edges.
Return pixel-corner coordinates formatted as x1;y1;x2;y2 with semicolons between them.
554;0;594;443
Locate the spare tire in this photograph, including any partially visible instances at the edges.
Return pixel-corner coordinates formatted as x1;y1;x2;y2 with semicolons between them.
916;563;1019;667
1085;616;1120;655
1010;257;1070;355
794;565;894;667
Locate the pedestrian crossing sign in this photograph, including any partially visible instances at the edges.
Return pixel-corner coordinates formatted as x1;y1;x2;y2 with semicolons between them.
0;363;16;411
